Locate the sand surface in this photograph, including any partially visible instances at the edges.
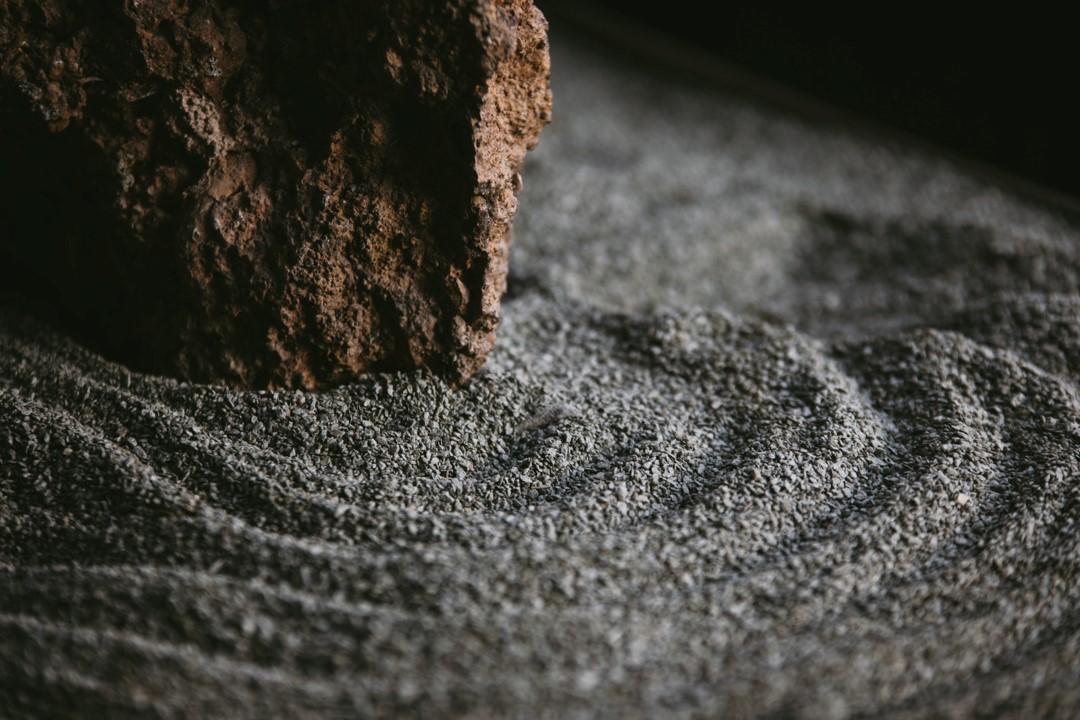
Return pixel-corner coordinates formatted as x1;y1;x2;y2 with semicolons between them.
3;29;1080;719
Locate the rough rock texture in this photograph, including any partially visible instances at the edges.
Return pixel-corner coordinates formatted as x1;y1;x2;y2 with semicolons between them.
0;0;552;389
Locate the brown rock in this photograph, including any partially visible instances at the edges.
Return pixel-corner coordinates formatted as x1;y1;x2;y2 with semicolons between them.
0;0;551;388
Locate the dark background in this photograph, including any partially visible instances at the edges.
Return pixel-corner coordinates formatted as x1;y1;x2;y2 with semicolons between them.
541;3;1078;203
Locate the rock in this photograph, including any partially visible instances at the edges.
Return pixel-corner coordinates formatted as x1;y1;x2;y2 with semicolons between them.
0;0;551;388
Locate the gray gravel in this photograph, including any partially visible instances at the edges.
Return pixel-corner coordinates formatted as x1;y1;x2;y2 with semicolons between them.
3;29;1080;719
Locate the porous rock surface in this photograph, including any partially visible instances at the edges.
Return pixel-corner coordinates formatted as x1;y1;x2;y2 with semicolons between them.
0;0;552;388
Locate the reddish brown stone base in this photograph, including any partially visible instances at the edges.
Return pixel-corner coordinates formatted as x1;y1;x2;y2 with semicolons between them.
0;0;551;388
